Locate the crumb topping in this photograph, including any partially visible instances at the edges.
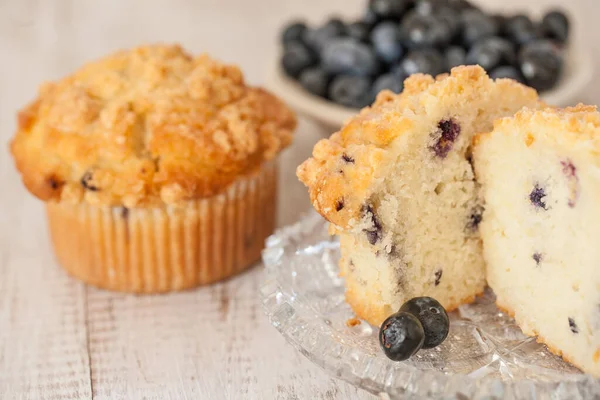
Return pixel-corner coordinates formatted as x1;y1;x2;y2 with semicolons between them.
11;44;296;206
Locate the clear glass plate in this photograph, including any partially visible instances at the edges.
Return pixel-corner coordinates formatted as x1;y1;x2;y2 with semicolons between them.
260;212;600;400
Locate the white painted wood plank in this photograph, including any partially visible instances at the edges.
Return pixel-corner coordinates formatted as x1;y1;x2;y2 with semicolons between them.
86;268;373;400
0;252;92;400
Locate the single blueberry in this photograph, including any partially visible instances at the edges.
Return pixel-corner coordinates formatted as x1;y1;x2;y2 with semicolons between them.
504;14;539;45
329;75;375;108
529;184;547;209
436;6;462;39
434;270;443;286
467;206;484;230
401;11;452;49
303;19;346;52
363;8;380;27
519;39;563;92
400;297;450;349
445;45;466;69
569;317;579;334
281;21;308;45
81;171;99;191
369;0;411;20
430;118;461;158
373;73;405;95
395;48;445;77
347;21;372;42
489;65;526;84
342;153;355;163
379;311;425;361
47;176;62;190
299;67;331;98
362;204;383;244
321;38;381;76
460;9;499;47
281;41;317;78
540;10;570;43
561;160;577;179
466;36;516;72
371;22;404;64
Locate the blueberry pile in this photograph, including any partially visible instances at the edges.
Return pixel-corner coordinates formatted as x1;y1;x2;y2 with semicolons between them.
379;296;449;361
280;0;569;109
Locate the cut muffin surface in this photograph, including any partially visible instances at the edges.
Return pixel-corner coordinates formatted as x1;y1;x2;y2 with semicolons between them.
298;66;541;325
474;104;600;376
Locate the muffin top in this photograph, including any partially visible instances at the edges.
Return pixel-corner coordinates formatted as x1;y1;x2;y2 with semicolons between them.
297;66;540;229
11;44;296;207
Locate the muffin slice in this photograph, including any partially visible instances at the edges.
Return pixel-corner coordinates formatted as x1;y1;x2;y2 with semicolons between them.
473;105;600;376
11;44;296;292
297;66;540;326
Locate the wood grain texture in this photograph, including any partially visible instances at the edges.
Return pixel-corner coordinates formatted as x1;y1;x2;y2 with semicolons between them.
0;0;598;399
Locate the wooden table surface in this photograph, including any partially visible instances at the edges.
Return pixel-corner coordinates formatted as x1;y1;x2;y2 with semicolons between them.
0;1;598;399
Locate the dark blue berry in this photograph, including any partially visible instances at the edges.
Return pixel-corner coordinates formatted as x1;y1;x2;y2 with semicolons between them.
401;11;452;49
436;6;462;39
329;75;374;108
80;171;99;191
342;153;355;163
529;184;547;209
362;8;380;28
540;10;570;43
466;37;516;72
379;311;425;361
362;204;383;244
322;38;381;77
347;21;372;42
281;41;316;78
281;21;308;45
370;0;411;20
299;67;330;98
434;270;443;286
395;48;445;77
489;65;525;84
400;297;449;349
569;317;579;334
445;46;466;69
561;160;577;179
373;73;404;95
461;9;499;47
431;118;461;158
371;22;404;64
467;206;484;230
519;39;563;92
303;19;346;53
504;14;539;45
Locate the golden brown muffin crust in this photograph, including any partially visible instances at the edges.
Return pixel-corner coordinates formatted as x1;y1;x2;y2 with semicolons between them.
297;66;539;230
11;44;296;207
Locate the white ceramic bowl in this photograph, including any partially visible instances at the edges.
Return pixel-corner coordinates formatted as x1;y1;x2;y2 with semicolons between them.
266;43;594;128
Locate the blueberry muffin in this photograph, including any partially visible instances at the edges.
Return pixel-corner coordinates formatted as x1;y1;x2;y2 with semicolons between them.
11;44;296;292
297;66;540;326
474;104;600;376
